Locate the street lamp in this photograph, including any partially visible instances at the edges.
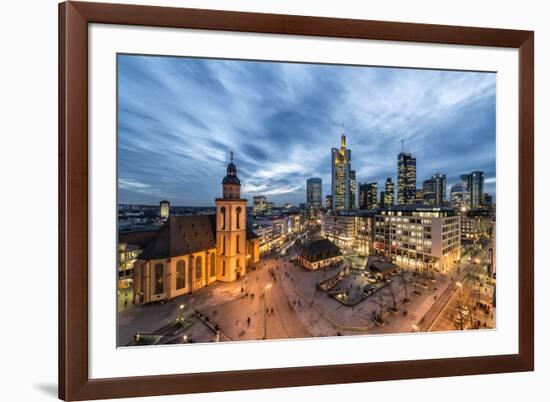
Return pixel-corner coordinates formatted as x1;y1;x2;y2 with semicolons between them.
456;281;463;298
177;304;185;324
412;324;419;332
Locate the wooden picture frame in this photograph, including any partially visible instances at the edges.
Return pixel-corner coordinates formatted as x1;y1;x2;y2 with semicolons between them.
59;1;534;400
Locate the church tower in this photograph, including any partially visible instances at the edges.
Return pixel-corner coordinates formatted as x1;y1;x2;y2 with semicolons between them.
215;152;247;282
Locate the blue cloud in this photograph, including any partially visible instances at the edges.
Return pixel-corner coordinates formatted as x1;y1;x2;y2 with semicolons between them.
118;55;496;206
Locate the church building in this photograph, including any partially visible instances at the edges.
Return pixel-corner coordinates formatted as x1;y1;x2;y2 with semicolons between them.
132;154;260;304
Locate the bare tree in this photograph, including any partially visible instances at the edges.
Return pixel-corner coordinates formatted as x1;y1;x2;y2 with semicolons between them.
373;293;388;323
388;281;402;312
453;290;473;331
399;271;411;304
453;299;467;330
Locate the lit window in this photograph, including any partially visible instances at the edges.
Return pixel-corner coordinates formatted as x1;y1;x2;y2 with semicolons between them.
154;263;164;294
176;260;185;290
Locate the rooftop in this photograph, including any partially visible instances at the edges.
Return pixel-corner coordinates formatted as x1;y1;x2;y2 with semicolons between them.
300;239;342;262
137;214;258;260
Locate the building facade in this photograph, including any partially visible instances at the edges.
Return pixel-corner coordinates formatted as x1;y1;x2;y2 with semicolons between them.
254;213;304;253
297;239;343;270
321;211;372;253
322;213;357;249
358;183;368;210
422;173;446;206
460;209;493;242
367;182;378;210
132;155;260;304
215;155;248;282
159;200;170;220
397;151;417;205
470;171;485;209
450;182;464;208
349;170;357;210
384;177;395;207
460;171;485;209
118;242;140;289
253;195;267;214
379;191;386;208
306;177;322;216
326;195;333;211
373;206;461;272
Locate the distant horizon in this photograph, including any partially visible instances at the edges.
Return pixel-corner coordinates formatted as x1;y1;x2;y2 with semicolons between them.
118;54;496;206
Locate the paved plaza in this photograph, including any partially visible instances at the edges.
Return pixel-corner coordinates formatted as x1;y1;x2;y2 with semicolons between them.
118;236;495;346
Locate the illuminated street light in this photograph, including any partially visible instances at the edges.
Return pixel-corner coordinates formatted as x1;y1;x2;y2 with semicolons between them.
177;304;185;324
456;281;463;298
412;324;419;332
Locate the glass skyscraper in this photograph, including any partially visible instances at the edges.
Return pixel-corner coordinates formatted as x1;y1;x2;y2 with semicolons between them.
349;170;357;210
470;171;485;209
397;151;416;205
423;173;446;206
384;177;395;207
460;171;485;209
331;131;352;211
306;177;322;215
358;183;368;210
366;182;378;209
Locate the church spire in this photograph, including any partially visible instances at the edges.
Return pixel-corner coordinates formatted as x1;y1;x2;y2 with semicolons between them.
222;150;241;198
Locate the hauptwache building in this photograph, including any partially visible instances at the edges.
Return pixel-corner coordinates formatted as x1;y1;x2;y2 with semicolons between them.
132;155;260;304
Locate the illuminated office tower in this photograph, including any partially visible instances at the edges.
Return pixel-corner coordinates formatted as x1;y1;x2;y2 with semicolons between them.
397;149;416;205
384;177;395;207
331;130;352;211
306;177;322;216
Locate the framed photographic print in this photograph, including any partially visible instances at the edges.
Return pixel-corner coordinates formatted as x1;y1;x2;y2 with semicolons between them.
59;1;534;400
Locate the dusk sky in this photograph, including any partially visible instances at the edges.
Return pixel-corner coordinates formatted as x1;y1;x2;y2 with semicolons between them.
118;54;496;207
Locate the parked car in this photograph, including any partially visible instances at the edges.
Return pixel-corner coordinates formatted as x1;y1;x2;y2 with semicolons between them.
363;285;376;296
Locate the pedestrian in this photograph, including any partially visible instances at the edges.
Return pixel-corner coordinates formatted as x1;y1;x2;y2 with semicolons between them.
271;307;274;314
247;317;251;326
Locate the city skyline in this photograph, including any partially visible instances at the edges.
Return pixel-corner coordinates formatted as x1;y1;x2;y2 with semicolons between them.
118;54;496;207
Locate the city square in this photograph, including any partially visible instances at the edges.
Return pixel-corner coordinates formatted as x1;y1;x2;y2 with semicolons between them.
118;220;495;346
